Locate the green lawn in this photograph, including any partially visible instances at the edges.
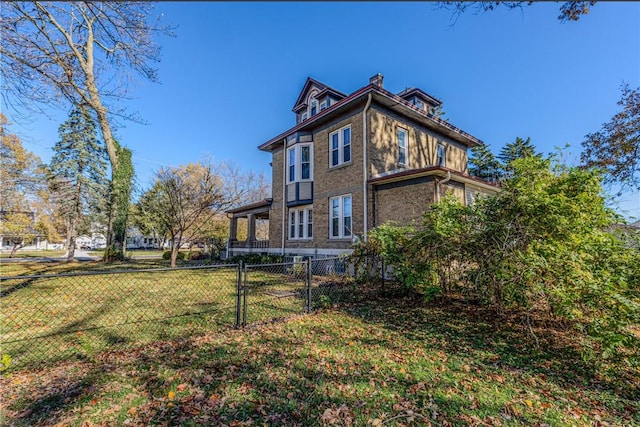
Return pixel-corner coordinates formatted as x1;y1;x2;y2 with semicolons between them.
0;250;66;259
1;291;637;426
1;261;310;369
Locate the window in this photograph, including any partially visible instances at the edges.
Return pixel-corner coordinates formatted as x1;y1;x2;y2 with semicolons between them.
288;206;313;239
398;128;407;166
320;101;327;111
301;145;310;180
329;125;351;167
412;97;424;110
288;148;296;182
437;144;446;167
287;144;313;182
302;112;308;121
310;99;318;116
329;195;352;239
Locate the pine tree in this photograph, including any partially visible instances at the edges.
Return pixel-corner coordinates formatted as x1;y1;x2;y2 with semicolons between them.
49;107;109;260
498;137;540;176
469;144;502;182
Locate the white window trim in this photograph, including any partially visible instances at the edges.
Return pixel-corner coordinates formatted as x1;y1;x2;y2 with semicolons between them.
329;194;353;239
329;125;352;168
398;127;408;166
287;143;313;183
288;206;313;240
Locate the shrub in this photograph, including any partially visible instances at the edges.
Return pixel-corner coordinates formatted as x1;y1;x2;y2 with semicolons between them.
353;155;639;362
228;253;285;265
162;250;185;261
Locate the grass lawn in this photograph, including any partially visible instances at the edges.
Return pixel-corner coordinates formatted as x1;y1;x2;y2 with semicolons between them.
125;249;165;258
1;260;310;369
1;290;637;426
0;250;66;259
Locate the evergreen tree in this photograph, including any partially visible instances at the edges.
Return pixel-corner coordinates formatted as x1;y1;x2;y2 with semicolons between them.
49;107;109;260
498;137;540;175
469;144;502;182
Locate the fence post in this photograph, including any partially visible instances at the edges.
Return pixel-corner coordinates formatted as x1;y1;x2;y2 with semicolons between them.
242;262;248;327
235;261;242;328
306;258;312;313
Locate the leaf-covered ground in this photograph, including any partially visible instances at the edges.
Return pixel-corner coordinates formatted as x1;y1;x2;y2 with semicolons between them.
1;292;638;426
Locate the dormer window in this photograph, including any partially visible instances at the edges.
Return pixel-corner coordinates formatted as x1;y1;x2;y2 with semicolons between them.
310;99;318;116
320;101;327;111
412;97;424;110
437;143;446;167
301;112;308;122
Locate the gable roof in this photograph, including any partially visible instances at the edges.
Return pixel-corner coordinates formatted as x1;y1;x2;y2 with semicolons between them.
291;77;348;113
292;77;327;112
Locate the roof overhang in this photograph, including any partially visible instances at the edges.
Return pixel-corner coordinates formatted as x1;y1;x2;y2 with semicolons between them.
397;87;442;107
225;198;272;218
369;166;500;193
260;85;483;152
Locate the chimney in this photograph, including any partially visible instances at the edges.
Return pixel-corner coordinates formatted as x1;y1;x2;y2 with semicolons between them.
369;73;384;88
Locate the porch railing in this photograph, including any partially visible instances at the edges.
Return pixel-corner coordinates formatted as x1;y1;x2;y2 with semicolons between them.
229;240;269;249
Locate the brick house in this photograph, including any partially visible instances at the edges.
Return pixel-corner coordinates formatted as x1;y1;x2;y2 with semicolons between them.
227;74;498;257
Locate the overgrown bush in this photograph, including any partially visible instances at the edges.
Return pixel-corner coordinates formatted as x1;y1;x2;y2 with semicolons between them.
353;156;639;362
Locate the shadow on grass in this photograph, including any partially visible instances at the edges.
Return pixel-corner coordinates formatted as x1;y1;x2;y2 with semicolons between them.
338;286;639;402
2;284;638;426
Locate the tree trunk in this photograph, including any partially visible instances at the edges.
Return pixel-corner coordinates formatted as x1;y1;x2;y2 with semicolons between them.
9;241;22;258
67;222;77;261
170;234;181;268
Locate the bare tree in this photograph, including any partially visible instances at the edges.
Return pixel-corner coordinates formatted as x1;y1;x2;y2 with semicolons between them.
139;161;268;267
436;1;597;23
151;163;233;267
0;2;172;257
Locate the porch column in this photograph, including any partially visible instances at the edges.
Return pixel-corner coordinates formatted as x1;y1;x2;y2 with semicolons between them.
229;216;238;241
247;214;256;242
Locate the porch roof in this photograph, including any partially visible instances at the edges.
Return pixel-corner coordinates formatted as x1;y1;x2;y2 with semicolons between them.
225;198;272;219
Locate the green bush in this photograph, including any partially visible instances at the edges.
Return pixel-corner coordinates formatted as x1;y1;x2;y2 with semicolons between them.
162;251;185;261
352;155;639;363
228;253;285;265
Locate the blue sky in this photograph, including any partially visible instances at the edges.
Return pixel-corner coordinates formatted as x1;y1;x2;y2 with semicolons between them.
6;2;640;219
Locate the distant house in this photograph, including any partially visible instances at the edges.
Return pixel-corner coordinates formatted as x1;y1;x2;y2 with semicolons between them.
227;74;498;258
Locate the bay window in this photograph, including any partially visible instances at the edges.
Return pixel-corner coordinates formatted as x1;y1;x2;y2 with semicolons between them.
287;144;313;183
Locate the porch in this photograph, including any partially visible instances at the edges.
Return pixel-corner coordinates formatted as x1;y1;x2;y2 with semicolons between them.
226;198;272;256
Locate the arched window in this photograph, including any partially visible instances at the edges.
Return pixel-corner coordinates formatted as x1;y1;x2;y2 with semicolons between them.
309;92;318;117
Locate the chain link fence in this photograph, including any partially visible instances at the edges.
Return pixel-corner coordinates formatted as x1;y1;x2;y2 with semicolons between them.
1;257;358;370
1;264;240;369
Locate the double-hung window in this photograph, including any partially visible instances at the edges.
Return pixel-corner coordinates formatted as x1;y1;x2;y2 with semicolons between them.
288;144;313;182
329;195;352;239
398;128;408;166
329;126;351;168
437;143;446;167
288;147;296;182
288;206;313;240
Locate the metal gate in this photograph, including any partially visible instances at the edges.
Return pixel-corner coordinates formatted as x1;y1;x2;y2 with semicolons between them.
239;259;310;327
